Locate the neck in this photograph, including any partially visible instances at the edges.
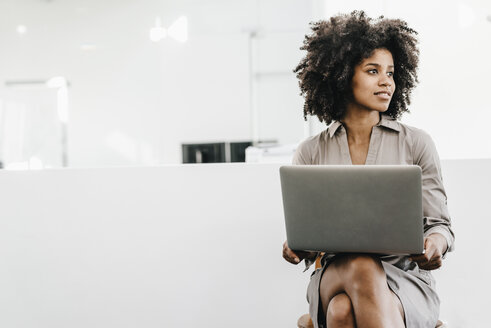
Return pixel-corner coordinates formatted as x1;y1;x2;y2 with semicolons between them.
341;106;381;144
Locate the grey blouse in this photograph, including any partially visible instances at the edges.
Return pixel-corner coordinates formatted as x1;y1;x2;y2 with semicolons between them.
293;114;455;271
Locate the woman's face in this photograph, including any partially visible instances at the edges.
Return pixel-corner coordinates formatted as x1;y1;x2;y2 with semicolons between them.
350;48;396;113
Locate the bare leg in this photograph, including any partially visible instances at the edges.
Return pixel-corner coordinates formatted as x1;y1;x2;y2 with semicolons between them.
326;293;355;328
319;254;405;328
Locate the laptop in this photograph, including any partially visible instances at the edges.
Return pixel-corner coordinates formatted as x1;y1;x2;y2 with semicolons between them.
280;165;424;255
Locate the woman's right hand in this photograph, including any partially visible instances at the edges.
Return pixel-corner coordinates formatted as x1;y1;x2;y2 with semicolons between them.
282;241;317;265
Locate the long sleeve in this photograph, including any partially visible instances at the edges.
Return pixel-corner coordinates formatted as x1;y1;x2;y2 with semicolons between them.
413;130;455;254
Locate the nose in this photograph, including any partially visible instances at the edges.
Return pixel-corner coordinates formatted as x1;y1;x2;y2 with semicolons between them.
379;75;392;88
379;74;392;88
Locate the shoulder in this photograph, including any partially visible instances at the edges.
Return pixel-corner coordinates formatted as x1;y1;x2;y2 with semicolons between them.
397;122;432;142
293;130;328;165
396;122;439;164
380;115;431;142
379;115;432;149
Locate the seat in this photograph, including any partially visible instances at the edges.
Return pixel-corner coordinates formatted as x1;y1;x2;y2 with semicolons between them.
296;256;447;328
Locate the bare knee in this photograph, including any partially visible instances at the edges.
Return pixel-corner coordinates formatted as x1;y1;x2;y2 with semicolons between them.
327;293;354;325
344;254;382;273
338;255;387;293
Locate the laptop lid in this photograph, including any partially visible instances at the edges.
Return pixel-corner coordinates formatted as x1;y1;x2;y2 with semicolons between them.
280;165;424;254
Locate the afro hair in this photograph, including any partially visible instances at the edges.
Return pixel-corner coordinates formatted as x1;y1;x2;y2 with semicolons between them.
294;10;419;125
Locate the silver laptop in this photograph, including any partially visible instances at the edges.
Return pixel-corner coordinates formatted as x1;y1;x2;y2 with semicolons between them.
280;165;424;254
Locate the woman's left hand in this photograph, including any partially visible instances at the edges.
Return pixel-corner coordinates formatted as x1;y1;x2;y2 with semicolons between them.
410;233;448;270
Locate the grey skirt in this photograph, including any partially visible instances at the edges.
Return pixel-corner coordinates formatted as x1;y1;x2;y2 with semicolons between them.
306;256;440;328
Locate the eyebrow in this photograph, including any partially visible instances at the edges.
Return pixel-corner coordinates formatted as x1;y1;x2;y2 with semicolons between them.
364;63;395;69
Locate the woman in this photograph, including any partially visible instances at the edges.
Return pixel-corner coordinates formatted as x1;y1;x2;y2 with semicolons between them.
282;11;454;328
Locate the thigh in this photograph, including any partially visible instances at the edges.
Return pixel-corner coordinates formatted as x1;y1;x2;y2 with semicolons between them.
318;264;345;316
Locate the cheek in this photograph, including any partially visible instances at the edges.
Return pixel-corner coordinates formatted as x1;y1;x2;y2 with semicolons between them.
353;83;370;100
351;80;364;99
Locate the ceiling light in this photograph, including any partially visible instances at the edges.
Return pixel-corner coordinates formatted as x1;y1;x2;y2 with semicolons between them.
168;16;188;43
149;16;187;43
149;27;166;42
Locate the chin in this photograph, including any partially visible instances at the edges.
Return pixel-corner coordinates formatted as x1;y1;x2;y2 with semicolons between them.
373;106;390;113
358;102;391;113
366;107;389;113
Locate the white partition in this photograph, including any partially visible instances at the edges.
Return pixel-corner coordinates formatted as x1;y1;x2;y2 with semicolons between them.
432;159;490;327
0;160;489;327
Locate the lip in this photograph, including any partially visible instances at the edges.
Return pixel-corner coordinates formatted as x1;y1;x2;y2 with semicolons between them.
374;91;391;100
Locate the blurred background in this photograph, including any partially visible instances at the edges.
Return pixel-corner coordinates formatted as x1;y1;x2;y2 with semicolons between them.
0;0;489;169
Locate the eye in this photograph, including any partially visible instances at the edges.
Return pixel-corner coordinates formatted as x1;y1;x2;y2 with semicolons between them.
387;71;394;77
367;69;377;74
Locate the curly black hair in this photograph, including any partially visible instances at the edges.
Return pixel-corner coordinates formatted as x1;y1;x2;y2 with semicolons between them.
294;11;419;125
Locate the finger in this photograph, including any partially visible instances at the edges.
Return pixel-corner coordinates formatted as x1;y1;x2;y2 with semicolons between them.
288;249;300;263
421;261;442;270
284;254;300;264
414;256;442;270
428;257;442;267
425;236;444;260
410;254;426;262
410;246;427;261
424;239;437;258
431;262;442;270
283;243;300;263
412;245;442;261
412;240;439;263
416;256;442;270
418;261;436;270
411;252;431;263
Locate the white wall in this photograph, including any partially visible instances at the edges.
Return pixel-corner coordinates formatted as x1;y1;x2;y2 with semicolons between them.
0;0;314;167
0;164;305;328
0;0;489;167
431;159;490;326
0;160;489;327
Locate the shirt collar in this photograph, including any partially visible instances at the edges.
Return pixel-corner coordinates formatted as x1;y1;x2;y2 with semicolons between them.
327;114;401;138
327;121;343;138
